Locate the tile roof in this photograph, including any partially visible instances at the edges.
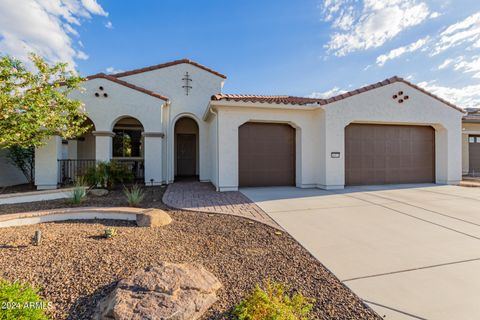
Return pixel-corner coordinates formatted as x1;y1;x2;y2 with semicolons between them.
463;108;480;122
212;76;464;113
210;94;321;105
86;73;169;101
111;58;227;79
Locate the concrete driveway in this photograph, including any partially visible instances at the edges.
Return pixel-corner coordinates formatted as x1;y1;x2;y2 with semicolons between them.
241;184;480;320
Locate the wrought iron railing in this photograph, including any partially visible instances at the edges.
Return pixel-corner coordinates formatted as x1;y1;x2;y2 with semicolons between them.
58;159;145;185
58;159;96;185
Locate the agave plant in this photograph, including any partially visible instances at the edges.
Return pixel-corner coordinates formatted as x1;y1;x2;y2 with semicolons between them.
104;227;117;239
124;184;145;207
69;180;86;204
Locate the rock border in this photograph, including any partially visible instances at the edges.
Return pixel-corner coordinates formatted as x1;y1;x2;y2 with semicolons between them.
0;207;147;228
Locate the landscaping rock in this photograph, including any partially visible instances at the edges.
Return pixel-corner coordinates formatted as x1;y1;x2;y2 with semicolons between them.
94;262;222;320
89;189;109;197
136;208;172;227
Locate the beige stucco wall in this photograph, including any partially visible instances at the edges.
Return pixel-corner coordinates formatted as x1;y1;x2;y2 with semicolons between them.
214;105;323;191
212;81;463;191
321;82;463;186
118;63;224;183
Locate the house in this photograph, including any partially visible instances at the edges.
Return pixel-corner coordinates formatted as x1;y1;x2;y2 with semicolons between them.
462;108;480;176
0;59;465;190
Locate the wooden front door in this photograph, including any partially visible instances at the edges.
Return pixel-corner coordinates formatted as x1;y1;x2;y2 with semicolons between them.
176;134;196;176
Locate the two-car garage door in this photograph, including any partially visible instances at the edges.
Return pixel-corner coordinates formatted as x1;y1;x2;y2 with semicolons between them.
238;122;435;187
345;124;435;185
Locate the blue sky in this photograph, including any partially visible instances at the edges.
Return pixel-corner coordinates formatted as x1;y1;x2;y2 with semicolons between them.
1;0;480;107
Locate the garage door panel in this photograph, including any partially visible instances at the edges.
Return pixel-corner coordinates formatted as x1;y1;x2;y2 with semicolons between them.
239;122;295;187
346;124;435;185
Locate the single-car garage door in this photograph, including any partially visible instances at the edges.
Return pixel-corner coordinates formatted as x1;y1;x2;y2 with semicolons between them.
469;135;480;174
345;124;435;185
239;122;295;187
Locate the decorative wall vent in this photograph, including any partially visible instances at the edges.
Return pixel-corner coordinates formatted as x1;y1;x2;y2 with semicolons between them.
182;72;192;96
94;86;108;98
392;91;409;104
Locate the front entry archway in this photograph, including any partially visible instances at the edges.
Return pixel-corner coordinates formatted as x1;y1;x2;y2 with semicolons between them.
174;117;199;179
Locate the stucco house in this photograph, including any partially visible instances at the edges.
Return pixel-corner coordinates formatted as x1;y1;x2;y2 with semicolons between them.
0;59;466;190
462;108;480;176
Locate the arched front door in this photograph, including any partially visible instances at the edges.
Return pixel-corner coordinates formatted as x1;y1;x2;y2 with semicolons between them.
174;117;199;179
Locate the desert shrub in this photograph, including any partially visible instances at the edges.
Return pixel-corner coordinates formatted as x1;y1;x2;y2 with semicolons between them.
124;184;145;207
234;279;315;320
0;278;50;320
83;161;133;189
104;228;117;239
68;180;86;204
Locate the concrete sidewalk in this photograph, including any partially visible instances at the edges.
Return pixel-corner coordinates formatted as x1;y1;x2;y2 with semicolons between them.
241;184;480;320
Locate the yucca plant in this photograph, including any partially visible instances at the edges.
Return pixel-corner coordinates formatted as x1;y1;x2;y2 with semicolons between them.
124;184;145;207
69;180;86;205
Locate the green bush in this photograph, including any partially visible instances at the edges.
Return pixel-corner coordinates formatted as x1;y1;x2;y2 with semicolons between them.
234;280;315;320
0;278;50;320
104;227;117;239
83;161;133;190
124;184;145;207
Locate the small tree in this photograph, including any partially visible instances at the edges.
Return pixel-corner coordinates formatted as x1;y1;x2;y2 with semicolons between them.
0;53;90;149
6;146;35;185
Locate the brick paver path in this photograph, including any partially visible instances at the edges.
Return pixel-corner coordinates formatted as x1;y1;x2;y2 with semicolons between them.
162;181;280;229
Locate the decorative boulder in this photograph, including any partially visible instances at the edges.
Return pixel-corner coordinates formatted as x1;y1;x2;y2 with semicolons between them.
89;189;109;197
94;262;222;320
136;209;172;227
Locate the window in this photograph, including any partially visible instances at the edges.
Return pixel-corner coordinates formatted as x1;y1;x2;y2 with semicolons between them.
470;137;476;143
113;129;142;157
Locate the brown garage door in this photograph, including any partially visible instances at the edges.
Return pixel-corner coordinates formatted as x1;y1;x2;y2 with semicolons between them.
239;122;295;187
345;124;435;185
469;136;480;174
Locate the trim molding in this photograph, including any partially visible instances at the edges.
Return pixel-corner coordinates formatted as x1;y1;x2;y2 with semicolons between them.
92;131;115;137
142;132;165;138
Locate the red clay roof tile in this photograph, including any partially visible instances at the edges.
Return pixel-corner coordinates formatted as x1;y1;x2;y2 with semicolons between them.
110;58;227;79
211;76;464;113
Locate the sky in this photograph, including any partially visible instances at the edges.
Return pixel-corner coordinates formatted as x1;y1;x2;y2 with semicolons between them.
1;0;480;108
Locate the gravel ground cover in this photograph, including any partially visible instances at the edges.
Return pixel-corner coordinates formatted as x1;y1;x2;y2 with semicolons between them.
0;187;380;319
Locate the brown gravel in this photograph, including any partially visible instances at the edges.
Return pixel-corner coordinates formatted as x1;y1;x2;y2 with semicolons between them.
0;188;380;320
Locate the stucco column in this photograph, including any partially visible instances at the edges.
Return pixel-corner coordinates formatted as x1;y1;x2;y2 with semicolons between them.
93;131;115;162
143;132;164;186
35;136;62;190
462;133;469;175
67;140;78;159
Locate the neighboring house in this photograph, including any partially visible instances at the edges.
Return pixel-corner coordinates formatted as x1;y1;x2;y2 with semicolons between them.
462;109;480;176
29;58;464;190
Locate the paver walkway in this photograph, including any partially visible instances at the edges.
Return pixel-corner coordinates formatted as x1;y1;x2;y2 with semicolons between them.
162;181;280;229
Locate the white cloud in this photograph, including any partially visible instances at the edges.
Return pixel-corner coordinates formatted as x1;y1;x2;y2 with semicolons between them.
0;0;108;68
309;87;347;98
432;12;480;55
418;80;480;108
105;21;113;29
106;66;124;74
376;36;429;66
322;0;431;56
429;11;441;19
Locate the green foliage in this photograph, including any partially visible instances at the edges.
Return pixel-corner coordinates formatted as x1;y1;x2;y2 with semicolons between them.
104;228;117;239
124;184;145;207
6;146;35;184
0;278;50;320
234;280;315;320
83;161;133;190
68;181;86;205
0;54;89;148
